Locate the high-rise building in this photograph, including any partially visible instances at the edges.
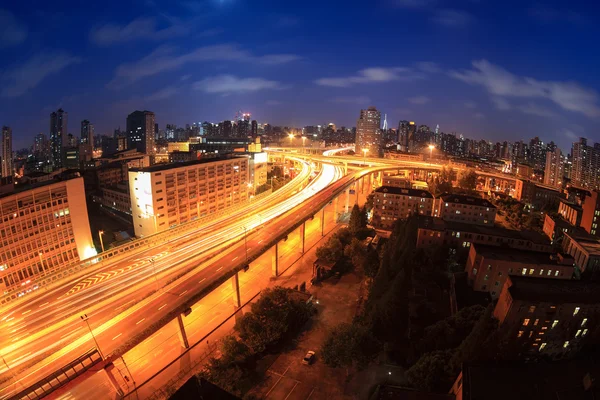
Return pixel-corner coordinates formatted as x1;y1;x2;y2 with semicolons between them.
79;120;94;162
1;126;13;178
50;108;68;169
33;133;48;158
251;120;258;138
126;110;156;155
544;148;564;188
529;136;546;170
355;106;382;157
571;137;600;190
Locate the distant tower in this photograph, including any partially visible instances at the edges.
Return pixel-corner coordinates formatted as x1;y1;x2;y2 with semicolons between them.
126;110;156;155
355;106;382;158
382;114;388;131
50;108;68;169
1;126;13;178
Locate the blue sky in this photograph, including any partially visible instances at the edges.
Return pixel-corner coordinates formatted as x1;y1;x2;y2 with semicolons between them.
1;0;599;151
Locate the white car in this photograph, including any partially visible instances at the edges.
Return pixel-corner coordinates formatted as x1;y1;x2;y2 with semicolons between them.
302;350;315;365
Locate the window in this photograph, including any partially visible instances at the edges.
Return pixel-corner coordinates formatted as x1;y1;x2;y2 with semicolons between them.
539;269;544;275
575;330;582;338
583;329;589;336
552;320;559;329
555;270;560;277
472;268;478;275
534;319;539;326
523;319;530;326
574;307;580;316
495;281;500;286
539;343;547;351
547;270;552;276
582;318;588;327
522;268;527;276
529;305;536;313
563;341;570;349
529;269;534;275
517;330;524;338
484;274;489;281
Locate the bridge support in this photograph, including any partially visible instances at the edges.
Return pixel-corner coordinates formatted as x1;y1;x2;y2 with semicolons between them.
176;314;190;349
231;272;244;321
271;243;279;277
321;207;325;237
104;363;124;397
334;197;339;220
345;188;350;213
301;221;306;254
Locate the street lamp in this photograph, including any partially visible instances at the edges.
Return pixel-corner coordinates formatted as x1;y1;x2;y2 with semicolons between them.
301;136;306;150
288;133;294;146
98;230;105;253
362;148;368;165
429;144;435;159
241;226;248;262
80;314;105;360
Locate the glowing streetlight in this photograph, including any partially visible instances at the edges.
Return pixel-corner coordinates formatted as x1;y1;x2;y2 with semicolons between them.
429;144;435;159
288;133;294;145
80;314;105;360
301;136;306;150
98;230;105;253
362;148;368;165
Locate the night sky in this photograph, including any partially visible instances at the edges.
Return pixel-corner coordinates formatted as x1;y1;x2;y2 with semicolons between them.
1;0;599;150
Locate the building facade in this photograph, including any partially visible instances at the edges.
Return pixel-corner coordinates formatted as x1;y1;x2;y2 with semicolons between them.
80;120;94;162
514;179;563;210
371;186;434;229
127;110;156;155
0;177;95;291
355;106;382;158
571;137;600;190
434;193;496;226
50;108;68;169
1;126;12;178
581;190;600;237
465;244;573;299
128;156;250;237
544;148;564;188
562;232;600;276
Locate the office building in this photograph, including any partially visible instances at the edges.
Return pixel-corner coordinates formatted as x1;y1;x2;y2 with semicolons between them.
465;244;573;299
128;156;249;237
514;179;563;210
126;110;156;155
493;276;600;359
80;120;94;162
50;108;68;169
572;137;600;190
1;126;12;178
0;177;95;291
433;193;496;226
355;106;382;158
544;148;564;188
371;186;434;229
397;120;415;152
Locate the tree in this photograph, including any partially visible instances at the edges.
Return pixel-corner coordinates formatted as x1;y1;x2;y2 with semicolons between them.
406;350;455;392
365;193;375;213
362;248;380;278
198;357;249;397
316;237;344;263
220;335;251;365
321;323;381;369
458;170;478;191
344;238;367;269
348;204;366;234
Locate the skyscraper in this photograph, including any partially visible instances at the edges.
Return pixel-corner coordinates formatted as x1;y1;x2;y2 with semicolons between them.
544;147;564;188
571;137;600;190
80;120;95;162
355;106;382;158
50;109;68;169
1;126;13;178
251;120;258;138
126;110;156;155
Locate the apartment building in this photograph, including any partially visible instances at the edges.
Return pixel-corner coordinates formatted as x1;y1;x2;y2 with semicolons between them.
514;179;563;210
542;213;582;246
92;183;132;215
372;186;434;229
493;276;600;360
417;216;553;253
562;232;600;276
581;190;600;237
0;177;94;291
433;193;496;226
558;199;583;226
128;156;249;237
465;244;573;299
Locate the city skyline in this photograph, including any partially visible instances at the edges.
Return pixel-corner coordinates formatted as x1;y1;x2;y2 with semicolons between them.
1;0;600;150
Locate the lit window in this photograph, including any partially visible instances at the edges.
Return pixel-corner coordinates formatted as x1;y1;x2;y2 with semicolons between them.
583;329;589;336
552;320;559;329
534;319;539;326
574;307;580;316
575;330;582;338
528;305;536;313
539;343;547;351
563;341;570;349
522;268;527;276
529;269;534;275
582;318;588;327
547;270;552;276
523;319;530;326
555;270;560;277
539;269;544;275
517;330;524;337
541;326;548;330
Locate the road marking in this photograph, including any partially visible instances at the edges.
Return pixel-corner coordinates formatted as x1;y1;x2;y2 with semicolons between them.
136;318;145;325
12;352;31;363
179;290;188;297
5;317;14;322
247;247;252;251
258;240;263;244
112;333;122;341
199;278;206;284
60;327;80;339
22;310;31;315
284;382;299;400
217;267;223;272
231;257;238;261
306;387;316;399
39;302;49;307
158;304;167;310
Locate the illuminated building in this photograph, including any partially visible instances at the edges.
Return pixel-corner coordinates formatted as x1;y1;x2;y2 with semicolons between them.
0;177;95;291
1;126;12;178
79;120;94;162
572;137;600;190
562;232;600;276
355;106;382;157
50;108;68;169
433;193;496;226
128;156;250;237
126;110;156;155
544;148;564;188
514;179;563;210
371;186;434;229
465;244;573;299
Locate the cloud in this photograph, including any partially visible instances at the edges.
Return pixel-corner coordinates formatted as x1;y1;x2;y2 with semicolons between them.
474;112;485;119
450;59;600;118
409;96;430;105
431;9;472;27
520;103;555;118
562;129;579;141
145;85;180;101
109;44;299;88
464;101;477;109
180;74;191;81
315;67;423;87
416;61;441;73
90;17;190;46
491;96;511;110
331;96;371;104
0;9;27;48
266;100;282;106
193;75;281;94
1;51;81;97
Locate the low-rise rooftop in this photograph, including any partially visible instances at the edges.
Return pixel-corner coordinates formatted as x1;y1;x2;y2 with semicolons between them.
129;155;245;173
438;193;495;208
472;244;573;266
507;276;600;304
374;186;434;198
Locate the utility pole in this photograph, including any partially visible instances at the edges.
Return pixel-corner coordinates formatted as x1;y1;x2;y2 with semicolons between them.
81;314;105;360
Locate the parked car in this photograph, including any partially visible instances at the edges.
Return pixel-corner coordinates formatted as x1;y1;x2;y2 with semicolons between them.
302;350;315;365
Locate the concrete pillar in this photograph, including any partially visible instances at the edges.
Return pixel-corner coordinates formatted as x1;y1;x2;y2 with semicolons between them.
231;272;241;308
104;364;124;397
271;243;279;277
321;207;325;237
344;162;348;175
176;314;190;349
345;188;350;213
334;196;339;219
301;222;306;254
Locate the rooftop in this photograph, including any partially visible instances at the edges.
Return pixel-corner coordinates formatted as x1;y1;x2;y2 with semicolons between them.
375;186;434;198
565;232;600;256
460;360;600;400
129;155;245;173
0;175;82;200
560;198;583;211
438;193;495;208
417;215;550;246
472;244;573;266
506;276;600;304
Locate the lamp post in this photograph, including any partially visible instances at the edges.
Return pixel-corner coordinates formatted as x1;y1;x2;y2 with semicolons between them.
241;226;248;262
98;230;105;253
301;136;306;151
362;148;368;166
288;133;294;146
429;144;435;160
80;314;105;360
